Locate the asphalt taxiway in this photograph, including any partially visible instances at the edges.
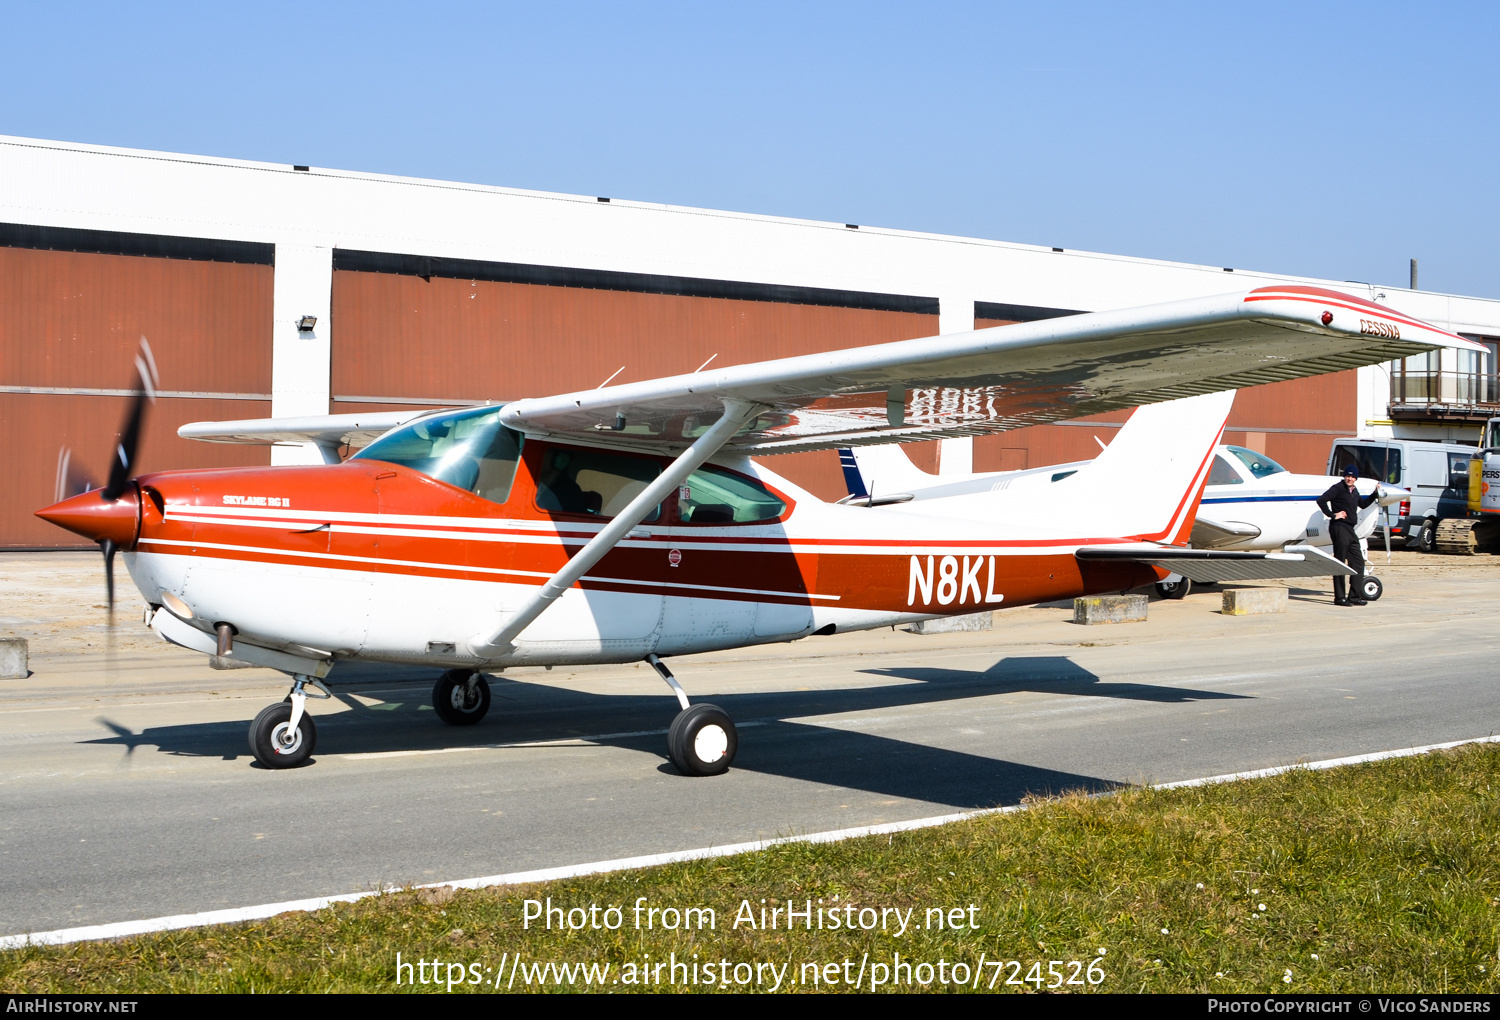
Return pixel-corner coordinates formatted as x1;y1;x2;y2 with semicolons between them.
2;551;1496;936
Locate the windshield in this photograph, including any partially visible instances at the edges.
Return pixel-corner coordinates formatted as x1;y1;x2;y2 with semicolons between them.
1227;446;1287;479
354;406;524;504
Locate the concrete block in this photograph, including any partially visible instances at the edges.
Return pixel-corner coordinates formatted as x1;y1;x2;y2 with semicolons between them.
0;637;28;678
1221;587;1287;616
1072;595;1148;625
905;612;993;635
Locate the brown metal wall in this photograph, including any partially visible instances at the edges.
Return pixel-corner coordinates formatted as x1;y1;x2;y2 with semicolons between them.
1;248;272;391
1;248;272;547
969;315;1359;476
330;270;939;499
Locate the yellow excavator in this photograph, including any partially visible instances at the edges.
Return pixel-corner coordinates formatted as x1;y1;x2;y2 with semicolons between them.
1439;417;1500;553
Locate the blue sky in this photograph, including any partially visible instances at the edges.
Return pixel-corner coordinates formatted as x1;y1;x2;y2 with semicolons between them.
2;2;1496;296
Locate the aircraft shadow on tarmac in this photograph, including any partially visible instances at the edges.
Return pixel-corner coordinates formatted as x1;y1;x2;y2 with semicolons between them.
861;655;1254;704
79;654;1248;809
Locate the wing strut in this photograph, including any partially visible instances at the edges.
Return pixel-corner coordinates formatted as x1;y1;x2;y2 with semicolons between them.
467;398;764;659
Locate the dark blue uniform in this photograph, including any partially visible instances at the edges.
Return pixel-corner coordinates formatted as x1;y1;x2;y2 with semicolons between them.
1316;476;1379;604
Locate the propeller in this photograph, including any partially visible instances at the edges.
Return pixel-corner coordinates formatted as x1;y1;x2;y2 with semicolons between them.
53;446;99;504
96;340;158;618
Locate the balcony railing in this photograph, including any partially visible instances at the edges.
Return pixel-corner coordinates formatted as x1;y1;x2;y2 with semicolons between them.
1389;370;1500;421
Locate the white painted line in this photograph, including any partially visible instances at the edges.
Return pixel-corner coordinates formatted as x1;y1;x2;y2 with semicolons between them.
4;732;1497;951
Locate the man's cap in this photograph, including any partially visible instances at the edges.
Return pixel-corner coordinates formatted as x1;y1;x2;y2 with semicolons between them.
1343;464;1359;477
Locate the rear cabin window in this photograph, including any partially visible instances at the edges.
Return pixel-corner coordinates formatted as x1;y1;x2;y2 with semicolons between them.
535;447;661;521
677;465;788;525
1207;456;1243;485
1331;445;1401;485
354;406;524;505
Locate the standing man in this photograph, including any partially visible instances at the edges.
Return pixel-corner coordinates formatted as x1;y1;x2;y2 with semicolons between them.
1317;464;1381;606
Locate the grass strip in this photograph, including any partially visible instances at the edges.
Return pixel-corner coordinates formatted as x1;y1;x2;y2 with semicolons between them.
5;742;1500;993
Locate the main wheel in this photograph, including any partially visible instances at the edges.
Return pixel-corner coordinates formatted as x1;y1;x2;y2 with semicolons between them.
1154;576;1191;600
433;669;490;726
1360;575;1384;601
249;702;316;768
667;704;737;776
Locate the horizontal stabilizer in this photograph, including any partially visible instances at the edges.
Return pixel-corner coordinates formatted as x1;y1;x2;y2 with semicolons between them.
1076;542;1354;582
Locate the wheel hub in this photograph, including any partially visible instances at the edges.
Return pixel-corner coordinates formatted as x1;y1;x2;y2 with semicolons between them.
693;724;728;763
272;721;302;754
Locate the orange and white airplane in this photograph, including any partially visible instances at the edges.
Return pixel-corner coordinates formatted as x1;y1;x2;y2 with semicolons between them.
35;285;1481;774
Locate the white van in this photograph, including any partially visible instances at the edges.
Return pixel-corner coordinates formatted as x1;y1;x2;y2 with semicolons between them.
1326;438;1476;550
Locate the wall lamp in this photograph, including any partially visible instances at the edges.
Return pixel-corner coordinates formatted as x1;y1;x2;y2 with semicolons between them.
297;315;318;332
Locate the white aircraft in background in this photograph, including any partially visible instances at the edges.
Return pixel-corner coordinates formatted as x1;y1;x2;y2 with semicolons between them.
841;426;1407;602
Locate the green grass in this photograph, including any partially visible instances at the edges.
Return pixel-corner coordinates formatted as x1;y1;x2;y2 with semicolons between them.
5;743;1500;993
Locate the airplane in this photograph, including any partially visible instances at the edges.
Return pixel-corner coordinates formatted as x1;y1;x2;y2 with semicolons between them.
35;285;1482;775
840;432;1409;601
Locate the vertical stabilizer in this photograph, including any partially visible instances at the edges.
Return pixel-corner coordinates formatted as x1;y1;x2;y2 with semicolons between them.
1070;390;1234;542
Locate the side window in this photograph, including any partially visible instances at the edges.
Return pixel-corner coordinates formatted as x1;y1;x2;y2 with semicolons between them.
1207;456;1243;485
677;464;789;525
534;447;661;521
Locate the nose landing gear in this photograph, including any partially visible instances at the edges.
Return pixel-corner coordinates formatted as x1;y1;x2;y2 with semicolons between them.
648;653;737;776
249;674;330;768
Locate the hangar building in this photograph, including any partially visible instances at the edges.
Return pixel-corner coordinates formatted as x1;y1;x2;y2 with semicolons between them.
4;133;1500;548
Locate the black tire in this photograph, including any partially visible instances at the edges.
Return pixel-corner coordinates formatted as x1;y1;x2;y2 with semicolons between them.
1154;577;1191;600
249;702;316;768
667;703;737;776
433;669;490;726
1417;519;1438;553
1360;575;1383;601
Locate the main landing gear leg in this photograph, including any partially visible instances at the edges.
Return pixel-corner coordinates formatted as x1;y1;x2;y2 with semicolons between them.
647;653;737;777
249;674;330;768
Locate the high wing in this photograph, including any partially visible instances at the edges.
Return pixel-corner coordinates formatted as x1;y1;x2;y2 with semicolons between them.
178;408;433;446
494;285;1478;454
179;285;1481;454
178;409;436;462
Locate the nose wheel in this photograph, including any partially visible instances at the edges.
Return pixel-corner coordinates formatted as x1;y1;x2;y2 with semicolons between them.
249;674;328;768
648;653;737;776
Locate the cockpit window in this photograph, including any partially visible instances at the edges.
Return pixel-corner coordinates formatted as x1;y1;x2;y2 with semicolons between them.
535;447;661;521
1227;445;1288;479
1207;455;1243;485
354;406;523;505
677;464;788;524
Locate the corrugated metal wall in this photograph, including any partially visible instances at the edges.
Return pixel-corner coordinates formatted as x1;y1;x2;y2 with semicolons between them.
330;270;941;497
1;247;272;547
